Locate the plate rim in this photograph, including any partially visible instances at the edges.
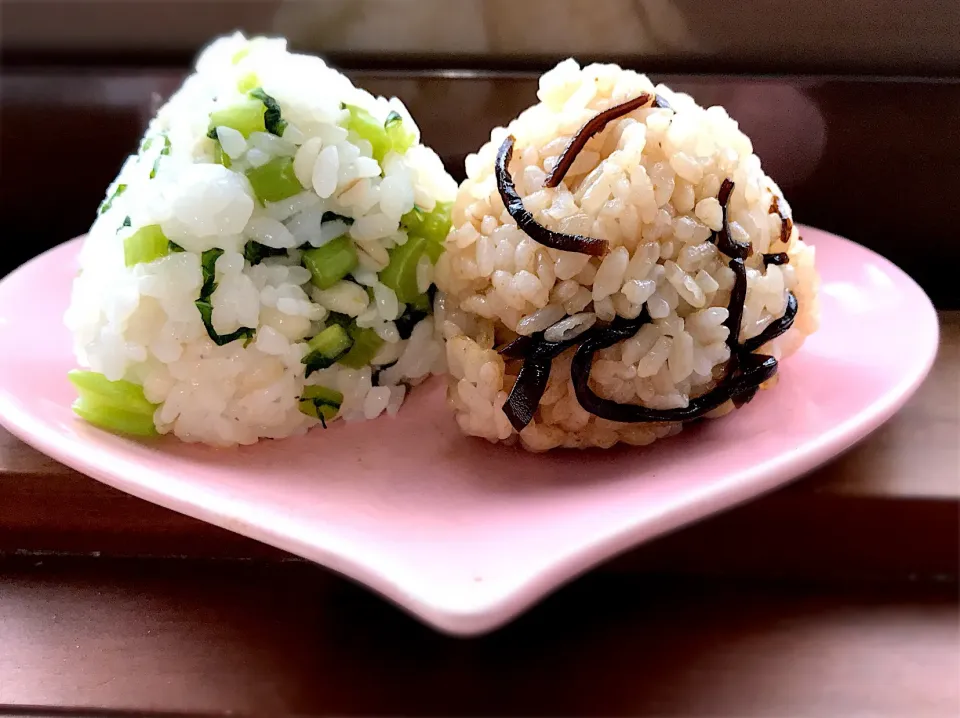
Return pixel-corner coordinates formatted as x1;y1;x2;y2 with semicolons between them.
0;227;940;635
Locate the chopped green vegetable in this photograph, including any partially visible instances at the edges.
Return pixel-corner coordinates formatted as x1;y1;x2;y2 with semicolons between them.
168;241;185;253
149;135;171;179
384;111;415;155
246;157;302;204
98;183;127;215
243;240;288;266
231;46;250;64
301;236;358;290
298;385;343;427
338;325;384;369
68;370;157;415
68;370;158;437
343;104;417;163
123;224;170;267
208;98;266;139
194;248;256;346
343;104;391;162
302;324;353;376
378;235;433;303
325;312;353;328
213;142;232;168
207;87;286;140
248;87;287;137
400;207;424;233
401;201;453;244
195;300;256;347
424;236;444;263
72;399;159;437
118;216;132;233
199;248;223;297
237;71;259;94
379;201;451;300
301;384;344;405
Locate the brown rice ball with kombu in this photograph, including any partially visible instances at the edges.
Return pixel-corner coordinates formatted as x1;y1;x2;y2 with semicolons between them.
434;59;820;452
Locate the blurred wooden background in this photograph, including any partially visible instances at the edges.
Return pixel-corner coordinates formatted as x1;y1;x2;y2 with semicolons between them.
3;0;960;75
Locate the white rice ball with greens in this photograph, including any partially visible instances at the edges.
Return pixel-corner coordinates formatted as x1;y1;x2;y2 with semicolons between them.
435;59;820;452
65;33;456;446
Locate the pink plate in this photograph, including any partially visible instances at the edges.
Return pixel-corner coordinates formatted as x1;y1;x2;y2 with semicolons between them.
0;227;938;635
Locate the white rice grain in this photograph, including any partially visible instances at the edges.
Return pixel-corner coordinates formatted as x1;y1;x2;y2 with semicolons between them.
312;145;339;198
294;137;324;189
593;246;629;301
216;126;247;159
244;216;297;249
516;303;566;335
373;282;400;321
312;281;369;317
543;312;597;342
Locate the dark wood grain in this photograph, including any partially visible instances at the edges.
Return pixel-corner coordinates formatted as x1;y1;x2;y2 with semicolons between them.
2;71;959;305
3;0;959;76
1;556;957;715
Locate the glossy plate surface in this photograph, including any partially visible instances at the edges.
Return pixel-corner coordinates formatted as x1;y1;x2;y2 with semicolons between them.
0;228;938;635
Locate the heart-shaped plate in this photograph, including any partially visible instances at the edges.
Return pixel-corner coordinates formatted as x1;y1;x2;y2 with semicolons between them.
0;227;938;635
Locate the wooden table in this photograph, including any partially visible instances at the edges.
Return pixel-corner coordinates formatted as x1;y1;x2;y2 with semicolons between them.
1;315;958;716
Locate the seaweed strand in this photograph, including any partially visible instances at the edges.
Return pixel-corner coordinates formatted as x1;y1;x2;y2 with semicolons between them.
543;93;653;189
496;136;609;257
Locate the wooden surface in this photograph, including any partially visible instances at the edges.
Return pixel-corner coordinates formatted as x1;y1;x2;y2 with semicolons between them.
1;558;958;716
